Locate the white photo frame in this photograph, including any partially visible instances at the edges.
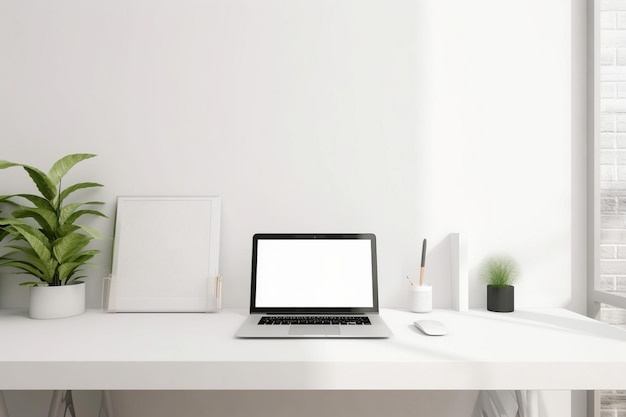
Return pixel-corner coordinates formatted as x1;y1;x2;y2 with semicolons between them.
105;196;221;312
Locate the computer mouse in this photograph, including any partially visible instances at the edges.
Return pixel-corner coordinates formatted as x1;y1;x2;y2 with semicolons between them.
414;320;447;336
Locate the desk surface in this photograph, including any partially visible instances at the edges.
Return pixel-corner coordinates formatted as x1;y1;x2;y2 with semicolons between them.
1;308;625;390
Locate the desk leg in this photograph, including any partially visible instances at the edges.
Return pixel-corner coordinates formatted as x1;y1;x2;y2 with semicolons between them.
0;391;8;417
99;391;114;417
48;390;113;417
48;390;76;417
473;390;540;417
47;391;64;417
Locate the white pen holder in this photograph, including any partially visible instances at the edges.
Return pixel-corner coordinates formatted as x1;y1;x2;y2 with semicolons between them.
410;285;432;313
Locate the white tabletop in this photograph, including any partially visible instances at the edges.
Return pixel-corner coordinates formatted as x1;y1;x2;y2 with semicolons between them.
1;308;625;390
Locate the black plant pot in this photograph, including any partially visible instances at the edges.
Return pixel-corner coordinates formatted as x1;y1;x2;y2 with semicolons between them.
487;285;514;312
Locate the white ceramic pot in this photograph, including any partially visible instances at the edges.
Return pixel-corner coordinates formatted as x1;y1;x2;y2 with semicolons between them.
29;282;86;319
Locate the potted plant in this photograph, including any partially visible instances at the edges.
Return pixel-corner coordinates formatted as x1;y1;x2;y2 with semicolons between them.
481;254;519;313
0;154;105;319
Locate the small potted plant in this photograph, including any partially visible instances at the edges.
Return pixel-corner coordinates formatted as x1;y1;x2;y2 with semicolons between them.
481;254;519;313
0;154;106;319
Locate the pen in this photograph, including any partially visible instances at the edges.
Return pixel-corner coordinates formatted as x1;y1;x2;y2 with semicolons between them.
419;239;427;286
215;274;222;310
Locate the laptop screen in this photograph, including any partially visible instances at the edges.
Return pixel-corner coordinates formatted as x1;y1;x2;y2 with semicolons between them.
250;234;379;314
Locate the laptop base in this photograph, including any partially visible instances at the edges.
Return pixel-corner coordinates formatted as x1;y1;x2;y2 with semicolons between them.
236;314;392;338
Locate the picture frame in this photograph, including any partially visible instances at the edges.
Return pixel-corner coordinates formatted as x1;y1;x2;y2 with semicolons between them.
105;196;221;312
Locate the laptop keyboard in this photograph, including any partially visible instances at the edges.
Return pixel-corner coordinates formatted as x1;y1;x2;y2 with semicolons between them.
258;316;372;326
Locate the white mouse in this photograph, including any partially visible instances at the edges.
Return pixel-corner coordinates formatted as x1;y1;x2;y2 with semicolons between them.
414;320;447;336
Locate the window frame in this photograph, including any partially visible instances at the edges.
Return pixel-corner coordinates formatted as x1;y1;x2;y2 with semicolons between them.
587;0;626;318
588;1;626;415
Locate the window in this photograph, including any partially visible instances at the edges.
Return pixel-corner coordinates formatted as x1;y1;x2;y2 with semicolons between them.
590;1;626;415
592;0;626;323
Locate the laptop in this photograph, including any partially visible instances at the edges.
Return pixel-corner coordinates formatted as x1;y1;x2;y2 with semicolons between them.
235;233;392;338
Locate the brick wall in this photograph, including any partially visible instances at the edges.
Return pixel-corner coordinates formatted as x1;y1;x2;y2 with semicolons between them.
600;2;626;416
600;0;626;317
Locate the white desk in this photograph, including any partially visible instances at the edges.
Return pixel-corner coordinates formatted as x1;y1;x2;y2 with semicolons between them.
1;308;625;391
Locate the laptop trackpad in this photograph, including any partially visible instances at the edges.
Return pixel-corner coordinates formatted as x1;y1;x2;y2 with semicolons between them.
289;325;340;336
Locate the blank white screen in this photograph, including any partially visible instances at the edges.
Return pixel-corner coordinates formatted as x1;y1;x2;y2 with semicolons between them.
254;239;374;308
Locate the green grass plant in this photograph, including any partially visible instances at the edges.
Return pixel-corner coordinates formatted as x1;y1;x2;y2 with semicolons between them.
482;255;519;287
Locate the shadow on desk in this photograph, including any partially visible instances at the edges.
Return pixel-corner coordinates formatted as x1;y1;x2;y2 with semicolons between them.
483;310;626;342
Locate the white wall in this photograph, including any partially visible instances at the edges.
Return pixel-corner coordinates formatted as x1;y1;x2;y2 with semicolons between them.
0;0;574;312
0;0;577;416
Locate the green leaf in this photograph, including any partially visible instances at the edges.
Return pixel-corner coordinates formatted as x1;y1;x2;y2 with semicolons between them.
48;154;96;186
57;259;95;282
4;244;57;282
13;207;58;236
0;220;30;241
4;244;36;257
0;250;19;262
59;182;103;204
58;202;82;225
9;223;53;264
53;233;90;264
0;161;20;170
57;262;82;281
63;209;107;226
13;194;54;211
0;218;27;226
66;276;86;284
19;282;46;287
22;166;56;201
58;200;106;225
77;224;104;239
0;195;17;204
0;260;46;280
0;161;56;200
23;165;57;201
0;223;25;241
56;224;80;237
69;249;99;264
0;198;19;241
5;242;38;253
